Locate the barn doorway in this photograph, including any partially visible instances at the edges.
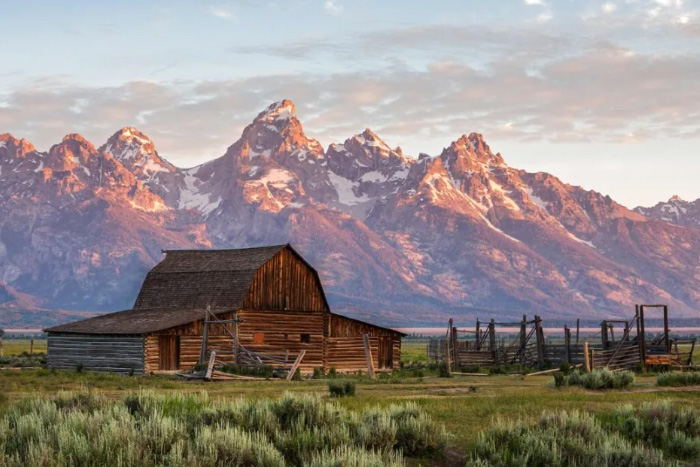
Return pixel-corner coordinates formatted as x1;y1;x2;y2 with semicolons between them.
378;337;393;369
158;336;180;370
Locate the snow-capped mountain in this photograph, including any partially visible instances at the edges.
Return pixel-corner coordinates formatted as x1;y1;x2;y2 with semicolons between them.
2;100;700;327
635;196;700;229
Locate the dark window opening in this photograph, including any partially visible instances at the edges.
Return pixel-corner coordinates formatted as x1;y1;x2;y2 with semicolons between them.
300;333;311;343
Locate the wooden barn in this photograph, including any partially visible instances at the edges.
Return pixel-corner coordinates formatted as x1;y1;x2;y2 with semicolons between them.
45;244;403;375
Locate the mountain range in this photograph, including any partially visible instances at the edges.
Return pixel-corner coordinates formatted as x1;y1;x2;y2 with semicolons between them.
1;100;699;328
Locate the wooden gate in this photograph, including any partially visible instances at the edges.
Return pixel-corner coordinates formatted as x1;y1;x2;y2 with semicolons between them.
378;337;393;369
159;336;180;370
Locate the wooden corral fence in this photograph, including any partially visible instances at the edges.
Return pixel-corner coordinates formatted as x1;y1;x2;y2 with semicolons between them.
431;304;696;373
433;316;548;369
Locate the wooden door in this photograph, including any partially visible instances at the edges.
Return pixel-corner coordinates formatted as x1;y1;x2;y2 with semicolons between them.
159;336;180;370
378;337;393;369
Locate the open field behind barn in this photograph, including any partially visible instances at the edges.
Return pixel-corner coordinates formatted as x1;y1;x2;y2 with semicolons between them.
0;339;47;356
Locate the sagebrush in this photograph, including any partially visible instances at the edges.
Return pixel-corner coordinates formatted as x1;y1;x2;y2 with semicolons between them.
0;390;447;466
657;371;700;387
553;368;634;390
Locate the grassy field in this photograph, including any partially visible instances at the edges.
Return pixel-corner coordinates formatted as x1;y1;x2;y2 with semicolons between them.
0;339;47;355
3;338;700;465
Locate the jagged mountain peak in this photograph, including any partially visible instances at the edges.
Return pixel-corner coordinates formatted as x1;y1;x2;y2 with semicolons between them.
109;127;154;146
61;133;95;148
101;126;173;171
669;194;684;202
0;133;36;155
256;99;297;123
442;132;506;170
50;134;98;167
231;100;324;164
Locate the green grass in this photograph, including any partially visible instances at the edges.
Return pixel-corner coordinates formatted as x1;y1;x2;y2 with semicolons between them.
1;336;698;465
400;339;430;364
4;357;700;464
0;340;46;356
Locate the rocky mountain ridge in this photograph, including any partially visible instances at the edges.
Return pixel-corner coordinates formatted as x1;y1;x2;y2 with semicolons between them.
635;196;700;229
1;100;699;327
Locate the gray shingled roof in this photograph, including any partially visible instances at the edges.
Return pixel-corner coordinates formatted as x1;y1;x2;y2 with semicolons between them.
44;307;230;334
132;244;287;310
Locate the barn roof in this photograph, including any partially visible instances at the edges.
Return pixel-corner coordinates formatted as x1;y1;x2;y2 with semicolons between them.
132;244;288;311
44;307;230;335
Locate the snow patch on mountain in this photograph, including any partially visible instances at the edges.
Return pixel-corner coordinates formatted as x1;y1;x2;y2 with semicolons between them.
179;171;221;215
328;172;370;205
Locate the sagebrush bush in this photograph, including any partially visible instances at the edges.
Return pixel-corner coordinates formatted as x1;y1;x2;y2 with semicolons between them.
0;390;447;466
554;368;634;390
308;446;403;467
328;380;356;397
467;410;668;466
657;371;700;387
608;402;700;461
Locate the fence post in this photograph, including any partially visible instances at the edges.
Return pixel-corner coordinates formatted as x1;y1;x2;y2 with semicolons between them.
663;305;670;353
520;315;527;365
576;318;580;344
444;335;451;376
30;339;34;355
363;335;376;379
564;325;571;364
475;319;481;350
535;316;545;368
583;341;590;373
488;319;497;366
450;322;459;370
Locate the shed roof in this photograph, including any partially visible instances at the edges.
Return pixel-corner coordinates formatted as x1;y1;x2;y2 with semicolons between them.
44;307;229;335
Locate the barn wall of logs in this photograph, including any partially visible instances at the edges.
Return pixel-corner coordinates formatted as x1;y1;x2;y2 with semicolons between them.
237;309;326;372
47;334;145;374
143;311;237;373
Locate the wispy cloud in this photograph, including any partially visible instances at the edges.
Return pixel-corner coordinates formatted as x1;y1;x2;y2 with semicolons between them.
324;0;343;16
207;6;234;19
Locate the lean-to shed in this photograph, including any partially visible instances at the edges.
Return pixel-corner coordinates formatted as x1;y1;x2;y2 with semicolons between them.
45;244;404;374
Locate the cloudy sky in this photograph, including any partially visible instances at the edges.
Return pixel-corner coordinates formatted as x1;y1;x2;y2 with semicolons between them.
1;0;698;207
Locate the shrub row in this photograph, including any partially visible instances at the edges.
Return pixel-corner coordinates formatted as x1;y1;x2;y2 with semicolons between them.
553;368;634;390
468;402;700;466
467;410;667;466
657;371;700;387
0;390;447;466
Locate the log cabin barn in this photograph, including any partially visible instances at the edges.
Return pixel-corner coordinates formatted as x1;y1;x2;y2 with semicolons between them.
45;244;403;375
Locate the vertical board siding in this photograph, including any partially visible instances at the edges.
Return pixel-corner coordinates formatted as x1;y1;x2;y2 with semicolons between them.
47;334;144;374
243;248;328;312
